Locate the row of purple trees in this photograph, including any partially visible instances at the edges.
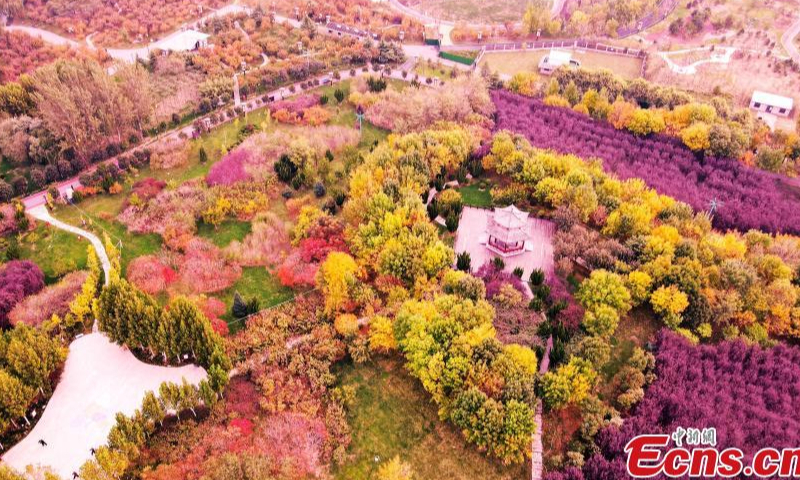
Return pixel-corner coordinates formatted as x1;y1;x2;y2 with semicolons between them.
492;90;800;235
564;331;800;479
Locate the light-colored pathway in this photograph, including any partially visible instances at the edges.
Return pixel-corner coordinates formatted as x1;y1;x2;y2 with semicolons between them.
1;334;206;479
26;205;111;286
656;46;737;75
781;16;800;64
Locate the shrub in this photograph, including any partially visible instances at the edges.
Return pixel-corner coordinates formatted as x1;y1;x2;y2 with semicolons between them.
530;268;545;286
456;251;471;271
9;270;87;327
206;148;253;186
0;260;45;328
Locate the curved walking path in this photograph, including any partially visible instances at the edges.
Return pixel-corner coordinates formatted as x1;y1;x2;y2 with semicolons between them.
781;16;800;64
656;46;737;75
26;205;111;286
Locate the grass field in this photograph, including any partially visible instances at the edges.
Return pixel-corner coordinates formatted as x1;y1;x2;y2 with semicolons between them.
217;267;294;328
456;183;493;207
197;219;252;247
333;357;528;480
414;61;457;81
481;50;644;80
16;223;91;284
402;0;529;23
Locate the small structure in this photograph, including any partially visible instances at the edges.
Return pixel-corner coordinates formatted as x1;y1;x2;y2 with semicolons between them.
538;49;580;75
486;205;529;257
750;90;794;118
159;29;210;53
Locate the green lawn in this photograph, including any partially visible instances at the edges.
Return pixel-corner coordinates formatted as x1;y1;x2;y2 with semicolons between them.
414;61;456;81
15;223;90;284
217;267;294;328
197;219;252;248
457;183;493;207
333;357;528;480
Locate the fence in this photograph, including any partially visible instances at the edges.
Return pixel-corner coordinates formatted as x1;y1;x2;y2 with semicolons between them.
480;39;647;58
439;50;478;65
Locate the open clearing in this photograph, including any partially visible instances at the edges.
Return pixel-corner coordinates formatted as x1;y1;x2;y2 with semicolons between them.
333;357;528;480
400;0;529;23
480;49;644;79
1;334;205;479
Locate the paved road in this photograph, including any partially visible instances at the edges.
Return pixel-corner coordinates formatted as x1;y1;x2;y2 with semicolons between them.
781;16;800;64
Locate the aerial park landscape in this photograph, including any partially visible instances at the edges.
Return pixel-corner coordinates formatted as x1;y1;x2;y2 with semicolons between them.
1;0;800;478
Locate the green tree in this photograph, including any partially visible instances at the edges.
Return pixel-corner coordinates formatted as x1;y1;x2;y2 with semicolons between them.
0;368;34;427
576;270;632;314
541;357;597;409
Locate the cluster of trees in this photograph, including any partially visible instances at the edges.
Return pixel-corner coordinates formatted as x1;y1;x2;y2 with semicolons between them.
277;206;348;288
483;130;800;343
394;293;538;463
0;60;153;200
583;331;800;479
556;0;662;37
364;76;495;134
18;0;227;45
339;127;476;294
0;323;66;444
0;30;92;83
96;277;231;374
491;90;800;234
548;68;800;174
309;126;546;464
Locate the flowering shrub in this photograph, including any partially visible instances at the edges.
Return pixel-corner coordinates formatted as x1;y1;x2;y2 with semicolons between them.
8;270;87;327
492;90;800;234
587;331;800;478
225;212;290;267
175;238;241;294
118;180;207;248
206;148;253;186
0;203;19;236
0;260;45;328
126;255;177;295
129;178;167;203
474;262;526;299
193;295;228;336
268;94;320;115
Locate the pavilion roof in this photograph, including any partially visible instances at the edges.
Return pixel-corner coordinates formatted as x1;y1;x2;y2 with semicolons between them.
488;205;529;243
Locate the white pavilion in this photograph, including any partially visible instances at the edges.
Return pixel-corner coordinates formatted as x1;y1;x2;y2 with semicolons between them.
485;205;530;257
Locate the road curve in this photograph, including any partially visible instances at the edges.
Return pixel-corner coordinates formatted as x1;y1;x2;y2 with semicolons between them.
781;16;800;64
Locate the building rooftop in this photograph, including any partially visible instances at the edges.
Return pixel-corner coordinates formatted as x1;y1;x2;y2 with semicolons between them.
489;205;529;243
751;90;794;111
543;49;573;67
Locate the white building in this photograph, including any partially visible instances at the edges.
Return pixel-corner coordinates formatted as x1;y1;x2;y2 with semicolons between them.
538;50;581;75
750;90;794;118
